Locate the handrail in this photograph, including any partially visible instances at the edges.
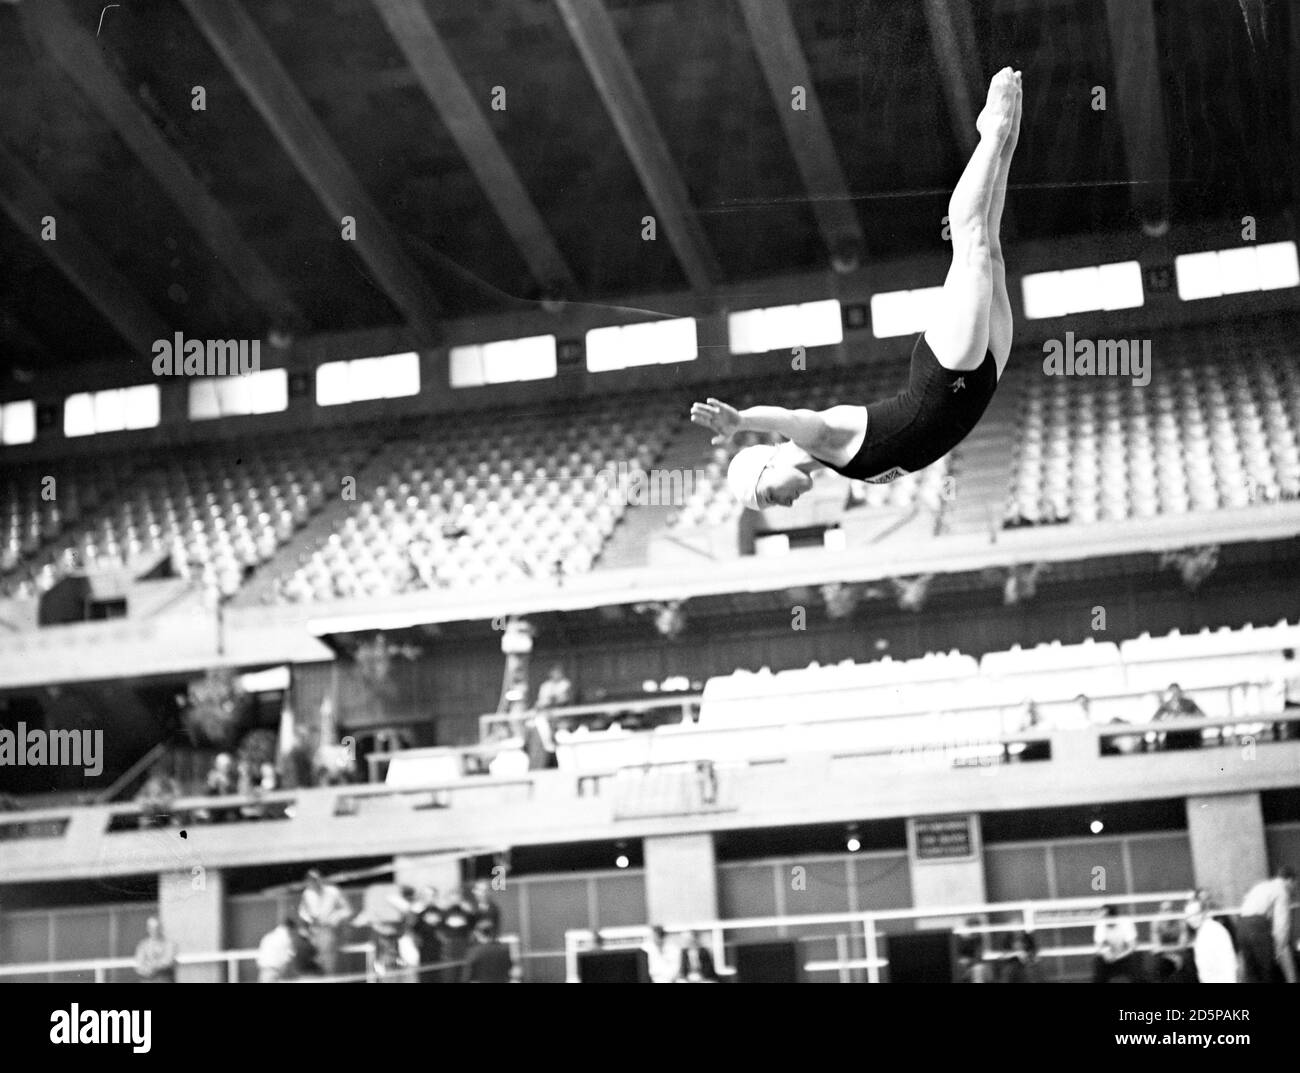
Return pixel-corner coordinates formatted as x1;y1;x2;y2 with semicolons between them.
478;694;699;740
563;890;1201;982
0;935;524;983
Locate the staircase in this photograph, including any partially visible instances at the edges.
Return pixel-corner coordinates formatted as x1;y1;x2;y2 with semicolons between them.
938;373;1023;538
595;420;708;571
234;438;395;605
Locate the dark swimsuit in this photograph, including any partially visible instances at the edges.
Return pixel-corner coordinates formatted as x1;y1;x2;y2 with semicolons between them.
812;332;999;483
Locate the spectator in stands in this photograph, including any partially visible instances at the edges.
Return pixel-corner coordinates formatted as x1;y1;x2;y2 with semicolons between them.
203;752;238;823
257;917;299;983
133;917;178;983
643;925;680;984
1238;866;1297;983
1183;897;1238;984
536;664;573;710
1274;648;1300;741
956;923;994;983
521;710;557;771
410;887;444;984
298;869;353;976
1150;900;1192;982
281;725;315;789
470;877;502;934
253;762;284;819
461;921;515;983
1092;904;1142;982
437;887;477;982
676;931;720;983
999;931;1042;984
291;919;324;978
135;766;181;830
1152;683;1205;751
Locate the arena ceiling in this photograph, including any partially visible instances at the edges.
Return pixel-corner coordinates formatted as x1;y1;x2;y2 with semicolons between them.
0;0;1295;376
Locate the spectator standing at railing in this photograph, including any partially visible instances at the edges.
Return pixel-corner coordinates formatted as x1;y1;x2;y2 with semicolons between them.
299;869;354;976
1183;898;1238;984
461;921;515;983
1152;683;1205;751
410;887;444;984
437;887;477;982
999;932;1042;984
135;767;181;830
1238;866;1297;983
1092;904;1142;982
536;664;573;710
257;918;299;983
676;931;720;983
470;878;502;934
1150;901;1192;982
522;710;557;771
643;926;680;984
204;752;238;823
133;917;178;983
1274;648;1300;741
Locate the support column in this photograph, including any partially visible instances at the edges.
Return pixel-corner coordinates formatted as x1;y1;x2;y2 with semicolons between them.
159;866;225;983
644;833;718;927
906;814;987;928
1186;792;1268;907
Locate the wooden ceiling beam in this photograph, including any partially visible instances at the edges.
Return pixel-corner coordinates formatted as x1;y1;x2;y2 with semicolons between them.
371;0;575;294
1102;0;1171;226
19;0;301;328
555;0;720;294
737;0;865;265
0;142;168;353
181;0;442;340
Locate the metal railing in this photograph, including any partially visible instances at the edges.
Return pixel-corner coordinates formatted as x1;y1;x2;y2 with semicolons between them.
0;935;523;983
563;891;1204;983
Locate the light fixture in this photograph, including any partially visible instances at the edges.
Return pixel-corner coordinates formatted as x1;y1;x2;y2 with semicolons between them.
1089;819;1105;835
615;855;630;869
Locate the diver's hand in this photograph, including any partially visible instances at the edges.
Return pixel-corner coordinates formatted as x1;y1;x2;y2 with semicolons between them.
690;398;741;446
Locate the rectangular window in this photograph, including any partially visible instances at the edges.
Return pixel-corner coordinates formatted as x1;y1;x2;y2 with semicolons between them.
316;352;419;406
1175;241;1299;301
189;368;288;420
1021;261;1144;320
586;318;697;372
0;400;36;445
869;287;944;338
449;335;557;388
728;299;843;354
64;386;159;437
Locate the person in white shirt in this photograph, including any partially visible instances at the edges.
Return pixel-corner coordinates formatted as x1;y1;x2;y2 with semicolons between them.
1238;867;1297;983
298;869;353;975
642;925;679;984
1183;899;1238;983
257;918;298;983
1092;905;1142;982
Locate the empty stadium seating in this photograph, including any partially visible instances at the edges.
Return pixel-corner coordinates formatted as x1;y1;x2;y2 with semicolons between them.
4;321;1300;608
272;403;675;601
1005;323;1300;527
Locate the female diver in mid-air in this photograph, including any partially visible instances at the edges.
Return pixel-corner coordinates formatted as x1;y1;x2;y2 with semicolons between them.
693;68;1023;510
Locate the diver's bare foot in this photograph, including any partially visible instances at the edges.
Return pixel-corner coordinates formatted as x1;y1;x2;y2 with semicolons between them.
976;67;1019;142
1001;73;1023;159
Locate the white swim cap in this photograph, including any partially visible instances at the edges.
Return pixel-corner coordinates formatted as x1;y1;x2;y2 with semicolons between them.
726;444;778;511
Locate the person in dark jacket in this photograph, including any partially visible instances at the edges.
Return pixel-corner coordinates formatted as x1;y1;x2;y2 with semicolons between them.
461;922;514;983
